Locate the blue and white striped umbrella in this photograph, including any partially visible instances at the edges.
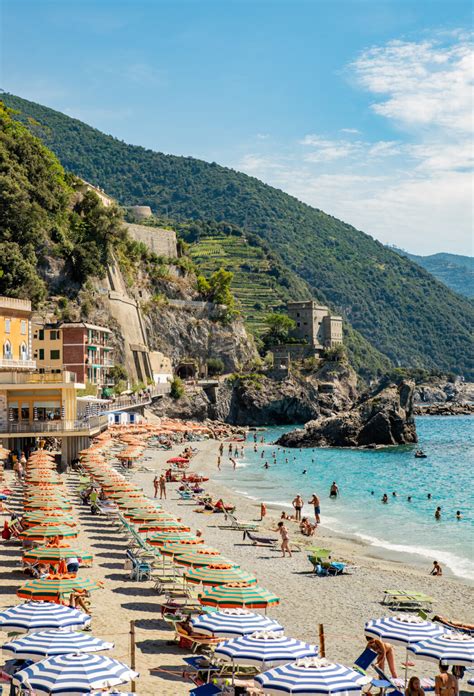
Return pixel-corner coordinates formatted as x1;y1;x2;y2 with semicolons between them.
215;631;317;667
0;602;91;633
13;652;138;695
3;628;114;661
255;657;371;695
408;631;474;666
192;609;284;637
365;615;444;646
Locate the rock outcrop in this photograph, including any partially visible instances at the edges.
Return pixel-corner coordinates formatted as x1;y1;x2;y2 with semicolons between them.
415;380;474;405
277;380;417;448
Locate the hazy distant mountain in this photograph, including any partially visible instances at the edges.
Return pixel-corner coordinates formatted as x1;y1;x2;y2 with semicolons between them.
391;248;474;299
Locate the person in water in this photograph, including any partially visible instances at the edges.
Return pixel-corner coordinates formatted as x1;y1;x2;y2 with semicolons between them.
407;496;412;502
329;482;339;498
456;510;462;520
382;493;389;503
392;491;397;497
427;493;432;500
435;506;442;520
430;560;442;576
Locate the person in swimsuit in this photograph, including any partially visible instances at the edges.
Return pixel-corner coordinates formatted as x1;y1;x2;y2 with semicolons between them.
405;676;425;696
435;506;441;520
435;663;458;696
292;494;303;521
430;560;442;576
329;482;339;498
456;511;461;520
277;521;292;557
308;493;321;524
365;636;398;678
382;493;388;503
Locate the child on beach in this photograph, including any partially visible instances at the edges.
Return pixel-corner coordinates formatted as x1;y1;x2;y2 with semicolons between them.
430;560;442;576
405;676;425;696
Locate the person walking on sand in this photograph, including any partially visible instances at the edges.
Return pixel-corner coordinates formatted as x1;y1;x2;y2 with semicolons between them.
329;481;339;499
292;494;303;521
308;493;321;524
260;502;267;521
153;475;159;499
159;474;167;500
217;456;221;470
277;521;292;557
435;663;458;696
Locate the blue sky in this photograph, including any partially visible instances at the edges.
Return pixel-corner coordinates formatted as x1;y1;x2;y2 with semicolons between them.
2;0;473;254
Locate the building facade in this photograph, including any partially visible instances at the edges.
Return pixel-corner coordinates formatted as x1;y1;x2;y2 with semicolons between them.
33;322;114;390
287;301;343;350
0;297;35;371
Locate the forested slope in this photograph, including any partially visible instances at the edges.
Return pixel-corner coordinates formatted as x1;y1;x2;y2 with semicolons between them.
4;92;473;379
392;248;474;299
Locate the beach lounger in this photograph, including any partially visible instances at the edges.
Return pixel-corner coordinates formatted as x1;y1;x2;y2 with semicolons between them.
382;590;434;611
373;666;435;693
353;647;377;676
219;512;259;531
243;530;277;547
189;683;221;696
126;549;152;581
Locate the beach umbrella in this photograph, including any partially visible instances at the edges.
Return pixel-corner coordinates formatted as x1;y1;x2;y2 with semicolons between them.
160;540;206;556
365;615;444;646
17;577;103;602
192;609;284;637
23;547;93;566
199;583;280;611
138;520;190;534
167;457;189;463
20;524;78;541
22;513;76;527
185;564;256;587
3;628;114;661
147;531;199;546
13;652;138;695
215;631;318;667
0;602;90;633
408;631;474;666
175;551;238;568
255;657;371;695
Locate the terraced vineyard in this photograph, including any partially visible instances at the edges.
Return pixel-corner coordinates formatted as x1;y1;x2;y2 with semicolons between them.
189;232;300;334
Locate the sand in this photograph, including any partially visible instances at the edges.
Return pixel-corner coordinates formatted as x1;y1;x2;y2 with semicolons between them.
1;435;473;696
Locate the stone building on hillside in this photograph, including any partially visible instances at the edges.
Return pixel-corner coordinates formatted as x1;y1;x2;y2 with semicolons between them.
287;301;343;350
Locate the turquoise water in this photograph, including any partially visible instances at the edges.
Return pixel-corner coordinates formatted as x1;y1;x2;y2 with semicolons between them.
216;416;473;580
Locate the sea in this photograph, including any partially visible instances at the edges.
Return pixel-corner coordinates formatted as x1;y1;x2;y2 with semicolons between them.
215;416;473;581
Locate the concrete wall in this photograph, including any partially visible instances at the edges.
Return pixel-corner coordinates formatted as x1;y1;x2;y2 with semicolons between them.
125;223;177;258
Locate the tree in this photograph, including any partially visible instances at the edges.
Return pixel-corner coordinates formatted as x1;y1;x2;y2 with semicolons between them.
208;268;234;307
262;313;296;347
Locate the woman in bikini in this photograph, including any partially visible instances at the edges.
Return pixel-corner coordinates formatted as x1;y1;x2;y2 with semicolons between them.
366;636;398;678
435;664;458;696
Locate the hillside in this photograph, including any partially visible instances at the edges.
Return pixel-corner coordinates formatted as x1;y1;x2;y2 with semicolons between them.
391;248;474;299
3;92;473;379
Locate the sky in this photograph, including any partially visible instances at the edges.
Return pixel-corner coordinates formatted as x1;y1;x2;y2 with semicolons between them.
1;0;473;255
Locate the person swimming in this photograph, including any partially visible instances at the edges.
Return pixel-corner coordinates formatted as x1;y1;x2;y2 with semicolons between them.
456;510;462;520
382;493;389;503
407;496;412;502
302;469;307;475
435;506;441;520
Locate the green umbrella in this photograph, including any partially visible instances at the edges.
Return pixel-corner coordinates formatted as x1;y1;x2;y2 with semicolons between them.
184;565;256;586
199;583;280;610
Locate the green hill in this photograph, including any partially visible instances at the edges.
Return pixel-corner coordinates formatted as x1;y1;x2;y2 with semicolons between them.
3;92;473;379
391;248;474;299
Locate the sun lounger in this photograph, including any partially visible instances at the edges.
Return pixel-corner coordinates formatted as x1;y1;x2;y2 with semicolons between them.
382;590;434;611
353;647;377;676
219;512;258;531
373;666;435;693
243;530;277;546
125;549;152;581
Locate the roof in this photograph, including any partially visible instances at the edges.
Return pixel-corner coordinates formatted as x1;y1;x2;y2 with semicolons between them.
58;322;112;334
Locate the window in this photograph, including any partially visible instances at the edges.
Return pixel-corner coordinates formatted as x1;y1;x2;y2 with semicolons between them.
21;404;30;420
50;330;60;340
3;341;12;359
20;342;28;361
50;350;60;360
39;349;44;360
38;329;44;340
20;320;27;335
5;319;10;334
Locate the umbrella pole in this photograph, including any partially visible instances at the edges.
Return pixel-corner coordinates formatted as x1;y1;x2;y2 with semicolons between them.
130;619;136;692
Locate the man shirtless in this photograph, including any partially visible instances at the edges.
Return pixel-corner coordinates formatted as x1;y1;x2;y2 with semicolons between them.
308;493;321;524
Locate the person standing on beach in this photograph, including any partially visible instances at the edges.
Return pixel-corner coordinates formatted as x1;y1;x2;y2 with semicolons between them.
217;456;221;470
159;474;167;500
308;493;321;524
329;482;339;498
277;521;292;557
260;502;267;521
153;475;159;499
435;664;458;696
292;494;303;521
219;442;224;456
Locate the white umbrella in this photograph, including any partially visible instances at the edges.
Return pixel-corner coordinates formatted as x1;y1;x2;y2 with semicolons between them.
191;608;284;637
408;631;474;666
3;628;114;661
0;602;90;634
256;657;371;695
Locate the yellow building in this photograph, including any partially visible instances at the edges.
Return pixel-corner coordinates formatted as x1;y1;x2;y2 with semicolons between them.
0;297;35;370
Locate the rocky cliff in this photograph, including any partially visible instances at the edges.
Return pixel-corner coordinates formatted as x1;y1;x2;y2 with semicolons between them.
150;360;358;426
276;380;417;447
414;380;474;404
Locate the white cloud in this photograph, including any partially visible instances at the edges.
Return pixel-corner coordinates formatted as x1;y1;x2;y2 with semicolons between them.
233;33;473;255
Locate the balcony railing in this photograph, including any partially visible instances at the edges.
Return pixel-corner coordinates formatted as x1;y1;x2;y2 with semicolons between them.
0;358;36;370
1;415;108;434
0;370;78;385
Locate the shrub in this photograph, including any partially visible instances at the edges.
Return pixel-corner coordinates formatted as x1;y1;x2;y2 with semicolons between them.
170;376;185;400
207;357;225;376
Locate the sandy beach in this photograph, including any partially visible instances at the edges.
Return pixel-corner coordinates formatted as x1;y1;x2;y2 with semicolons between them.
1;433;473;696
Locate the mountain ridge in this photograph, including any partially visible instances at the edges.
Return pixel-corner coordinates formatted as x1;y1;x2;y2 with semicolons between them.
389;247;473;299
3;92;473;379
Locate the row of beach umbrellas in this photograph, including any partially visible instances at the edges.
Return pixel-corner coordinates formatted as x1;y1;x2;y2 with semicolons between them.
0;444;138;694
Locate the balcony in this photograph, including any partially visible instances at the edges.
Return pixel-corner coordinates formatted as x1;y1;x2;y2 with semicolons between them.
0;414;108;436
0;370;78;385
0;358;37;370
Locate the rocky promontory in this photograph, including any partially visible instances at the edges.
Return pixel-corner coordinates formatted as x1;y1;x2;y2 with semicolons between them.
276;380;417;448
